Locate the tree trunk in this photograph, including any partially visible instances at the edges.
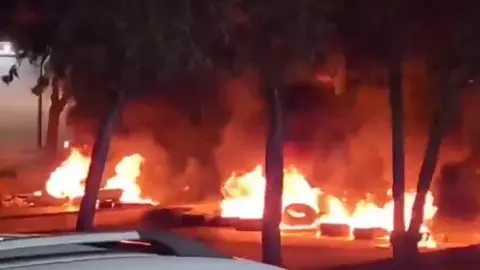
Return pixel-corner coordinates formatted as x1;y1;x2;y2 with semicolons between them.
388;45;407;260
407;85;450;243
45;77;68;156
46;104;61;153
36;53;50;149
262;87;284;267
76;93;125;232
37;93;43;149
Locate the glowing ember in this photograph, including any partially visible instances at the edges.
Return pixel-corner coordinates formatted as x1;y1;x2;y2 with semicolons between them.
45;148;155;205
220;165;438;248
63;140;70;149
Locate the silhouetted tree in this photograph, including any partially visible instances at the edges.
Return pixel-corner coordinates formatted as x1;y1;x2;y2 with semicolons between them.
408;0;480;254
385;1;409;261
54;0;224;232
5;0;338;265
339;0;410;259
221;1;339;265
3;1;72;154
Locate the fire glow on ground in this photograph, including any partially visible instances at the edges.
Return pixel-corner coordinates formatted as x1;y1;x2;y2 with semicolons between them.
25;145;439;249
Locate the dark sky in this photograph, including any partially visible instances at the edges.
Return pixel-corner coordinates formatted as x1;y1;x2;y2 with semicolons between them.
0;0;16;37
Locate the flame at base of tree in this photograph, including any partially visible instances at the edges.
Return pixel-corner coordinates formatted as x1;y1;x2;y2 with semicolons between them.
44;147;156;205
221;165;438;248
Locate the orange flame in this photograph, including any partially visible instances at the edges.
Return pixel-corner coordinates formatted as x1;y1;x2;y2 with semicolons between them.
221;165;321;222
220;165;438;248
44;148;155;204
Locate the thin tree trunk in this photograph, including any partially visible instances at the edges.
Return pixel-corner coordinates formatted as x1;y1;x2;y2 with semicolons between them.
388;46;408;261
36;54;50;149
258;6;284;265
46;77;69;156
407;86;451;244
76;92;125;232
262;87;284;267
385;0;411;261
37;93;43;149
46;104;61;153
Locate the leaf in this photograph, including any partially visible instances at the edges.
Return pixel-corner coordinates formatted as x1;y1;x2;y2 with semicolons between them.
2;75;13;85
30;75;49;96
9;66;19;79
31;84;45;96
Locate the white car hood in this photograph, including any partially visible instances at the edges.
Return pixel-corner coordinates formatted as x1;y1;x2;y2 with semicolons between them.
0;253;286;270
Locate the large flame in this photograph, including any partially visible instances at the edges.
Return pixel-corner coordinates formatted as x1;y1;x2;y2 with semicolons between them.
45;148;155;204
221;165;438;248
44;148;438;247
221;165;321;220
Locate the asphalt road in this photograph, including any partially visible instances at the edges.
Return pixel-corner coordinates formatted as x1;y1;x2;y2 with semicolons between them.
175;228;396;269
0;204;448;269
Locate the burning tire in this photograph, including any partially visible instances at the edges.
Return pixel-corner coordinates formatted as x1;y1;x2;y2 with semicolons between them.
141;208;183;229
206;216;237;227
319;223;350;237
179;214;207;226
232;219;262;231
352;227;389;240
282;203;317;226
98;199;122;209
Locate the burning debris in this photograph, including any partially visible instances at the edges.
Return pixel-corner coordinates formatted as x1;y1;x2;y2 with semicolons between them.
319;223;351;237
0;144;440;248
1;193;37;208
282;203;318;227
221;165;321;222
352;227;389;240
71;189;123;207
233;219;263;231
220;165;439;248
44;148;156;205
0;147;157;209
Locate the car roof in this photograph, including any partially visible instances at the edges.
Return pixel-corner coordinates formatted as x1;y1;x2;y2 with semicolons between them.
0;234;38;240
0;253;282;270
0;231;226;258
0;231;285;270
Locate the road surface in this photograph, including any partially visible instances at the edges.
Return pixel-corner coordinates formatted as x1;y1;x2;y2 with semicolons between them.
0;210;397;268
0;204;456;269
176;227;397;269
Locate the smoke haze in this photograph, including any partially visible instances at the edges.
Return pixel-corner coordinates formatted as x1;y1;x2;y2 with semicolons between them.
64;56;477;205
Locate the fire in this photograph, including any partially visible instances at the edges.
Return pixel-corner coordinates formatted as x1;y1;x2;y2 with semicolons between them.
45;148;155;204
221;165;321;221
220;165;438;248
45;149;90;199
103;154;153;203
